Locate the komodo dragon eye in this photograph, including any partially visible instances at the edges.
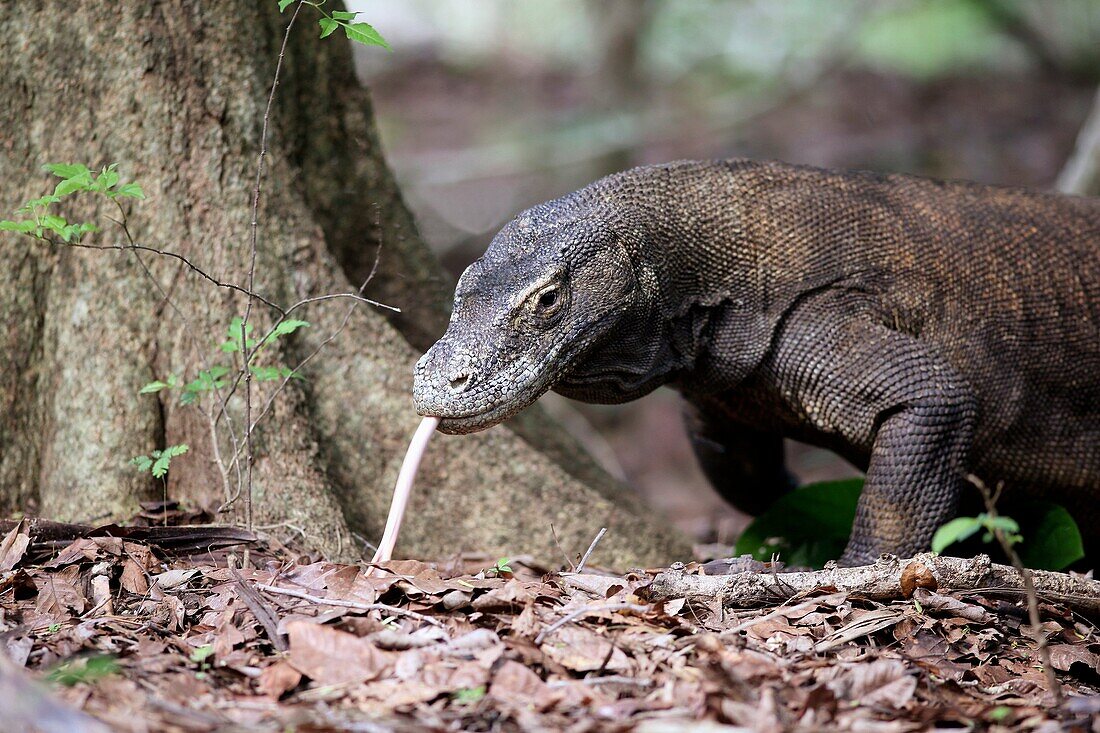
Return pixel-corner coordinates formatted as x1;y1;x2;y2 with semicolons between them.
537;288;558;309
523;282;565;324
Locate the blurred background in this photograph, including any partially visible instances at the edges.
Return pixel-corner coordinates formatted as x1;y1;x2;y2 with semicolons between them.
349;0;1100;543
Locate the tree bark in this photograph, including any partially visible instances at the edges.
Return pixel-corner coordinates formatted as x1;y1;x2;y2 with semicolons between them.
0;1;689;567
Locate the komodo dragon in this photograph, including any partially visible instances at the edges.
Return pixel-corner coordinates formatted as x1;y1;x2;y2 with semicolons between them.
412;159;1100;566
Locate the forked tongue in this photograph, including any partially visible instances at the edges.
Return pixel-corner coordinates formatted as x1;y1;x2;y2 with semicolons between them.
370;416;441;566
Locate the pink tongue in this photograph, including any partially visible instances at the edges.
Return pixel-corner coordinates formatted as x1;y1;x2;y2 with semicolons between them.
371;416;441;565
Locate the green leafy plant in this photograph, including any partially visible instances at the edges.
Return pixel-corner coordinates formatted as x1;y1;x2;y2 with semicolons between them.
486;557;513;577
932;513;1022;552
735;479;864;568
0;163;144;242
131;444;190;479
139;316;309;408
46;655;120;686
278;1;390;50
933;502;1084;570
190;644;215;678
736;479;1085;571
451;685;487;704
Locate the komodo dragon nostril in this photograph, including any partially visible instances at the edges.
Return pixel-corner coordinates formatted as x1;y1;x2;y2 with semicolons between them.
448;372;471;392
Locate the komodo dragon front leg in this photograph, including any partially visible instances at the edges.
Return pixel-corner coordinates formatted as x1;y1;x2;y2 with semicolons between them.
744;292;978;565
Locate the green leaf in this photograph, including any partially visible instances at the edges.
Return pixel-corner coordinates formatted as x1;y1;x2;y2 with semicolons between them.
451;686;486;704
43;163;91;179
249;365;295;382
151;444;189;478
17;194;61;214
331;10;356;20
1015;502;1085;570
277;0;295;11
54;173;93;197
92;167;120;192
264;318;310;344
734;479;864;568
130;455;153;473
0;219;38;233
114;182;146;200
983;515;1020;534
343;21;390;49
46;655;119;686
931;516;982;553
139;374;178;394
318;17;339;38
220;317;258;352
190;644;215;664
182;366;231;400
40;214;69;234
63;222;98;242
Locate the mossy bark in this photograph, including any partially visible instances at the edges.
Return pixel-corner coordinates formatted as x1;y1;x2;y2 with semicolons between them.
0;1;690;568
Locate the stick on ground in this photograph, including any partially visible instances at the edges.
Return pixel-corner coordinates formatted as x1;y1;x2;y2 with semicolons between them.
645;553;1100;615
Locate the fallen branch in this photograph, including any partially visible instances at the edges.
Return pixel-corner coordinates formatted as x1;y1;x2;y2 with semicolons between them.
644;553;1100;615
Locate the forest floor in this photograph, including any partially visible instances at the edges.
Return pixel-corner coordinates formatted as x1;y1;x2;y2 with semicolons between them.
1;510;1099;733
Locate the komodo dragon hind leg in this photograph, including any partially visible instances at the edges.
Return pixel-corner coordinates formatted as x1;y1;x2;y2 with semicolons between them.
684;406;797;517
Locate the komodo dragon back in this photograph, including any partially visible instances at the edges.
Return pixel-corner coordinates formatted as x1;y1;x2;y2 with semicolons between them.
414;159;1100;566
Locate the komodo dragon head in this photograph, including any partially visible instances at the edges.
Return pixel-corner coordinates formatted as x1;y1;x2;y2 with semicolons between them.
413;193;663;434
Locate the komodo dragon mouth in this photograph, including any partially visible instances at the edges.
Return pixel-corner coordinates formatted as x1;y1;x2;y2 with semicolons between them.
412;344;569;435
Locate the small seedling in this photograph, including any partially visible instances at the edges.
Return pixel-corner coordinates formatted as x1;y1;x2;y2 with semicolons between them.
451;685;486;704
131;444;189;479
190;644;215;678
932;513;1023;553
46;655;119;686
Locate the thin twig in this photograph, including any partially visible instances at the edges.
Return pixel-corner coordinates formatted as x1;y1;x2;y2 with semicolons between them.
230;568;288;651
575;527;607;573
221;230;389;479
54;238;285;313
534;602;650;645
549;523;576;572
238;0;305;532
970;475;1063;704
254;583;444;628
102;211;248;506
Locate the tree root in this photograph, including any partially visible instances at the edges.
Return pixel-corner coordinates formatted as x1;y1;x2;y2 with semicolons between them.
644;553;1100;615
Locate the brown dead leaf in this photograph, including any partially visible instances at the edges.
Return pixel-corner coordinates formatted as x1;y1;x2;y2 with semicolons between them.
471;579;534;612
1047;644;1100;673
287;620;392;685
0;518;30;571
153;568;198;590
490;660;557;710
359;678;443;709
826;659;917;709
257;660;302;698
912;589;994;624
119;558;149;595
324;565;378;605
35;564;85;617
541;625;630;672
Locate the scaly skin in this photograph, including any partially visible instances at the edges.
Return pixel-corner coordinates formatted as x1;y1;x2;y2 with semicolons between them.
413;160;1100;565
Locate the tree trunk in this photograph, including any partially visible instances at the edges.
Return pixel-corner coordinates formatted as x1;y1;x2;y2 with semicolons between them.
0;1;689;567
